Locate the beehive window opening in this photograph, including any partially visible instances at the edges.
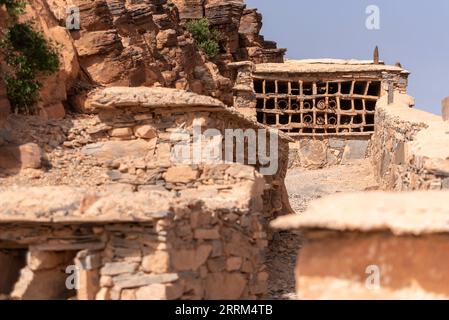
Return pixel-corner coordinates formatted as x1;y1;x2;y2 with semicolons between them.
254;78;381;136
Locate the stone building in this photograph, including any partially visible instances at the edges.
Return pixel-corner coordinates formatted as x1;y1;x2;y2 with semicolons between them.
230;59;410;168
0;87;292;300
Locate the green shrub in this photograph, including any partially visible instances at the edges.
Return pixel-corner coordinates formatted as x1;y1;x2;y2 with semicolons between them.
186;18;220;59
0;0;25;18
3;22;59;74
0;8;60;114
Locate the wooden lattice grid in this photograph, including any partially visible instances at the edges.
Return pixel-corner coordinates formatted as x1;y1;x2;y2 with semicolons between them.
254;78;381;136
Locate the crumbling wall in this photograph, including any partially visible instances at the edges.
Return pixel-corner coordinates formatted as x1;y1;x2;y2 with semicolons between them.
0;173;268;300
370;93;449;190
0;87;292;217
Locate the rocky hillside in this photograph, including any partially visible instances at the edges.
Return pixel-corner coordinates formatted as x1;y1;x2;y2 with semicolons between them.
0;0;284;121
172;0;286;76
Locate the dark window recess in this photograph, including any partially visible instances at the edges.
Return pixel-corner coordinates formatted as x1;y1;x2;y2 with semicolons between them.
256;98;264;109
266;99;275;109
317;83;327;94
367;81;381;96
340;99;352;110
366;114;375;125
341;81;352;94
265;81;276;93
291;114;301;123
340;115;352;125
365;100;376;111
303;83;313;95
353;115;363;124
0;249;27;296
254;80;263;94
291;82;300;94
328;82;339;94
278;81;289;94
354;99;364;110
279;114;289;125
266;114;276;125
354;81;367;95
256;112;264;124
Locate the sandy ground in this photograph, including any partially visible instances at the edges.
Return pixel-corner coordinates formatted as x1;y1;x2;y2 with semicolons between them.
266;159;378;300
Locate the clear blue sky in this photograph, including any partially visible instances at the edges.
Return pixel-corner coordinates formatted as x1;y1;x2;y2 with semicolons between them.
246;0;449;115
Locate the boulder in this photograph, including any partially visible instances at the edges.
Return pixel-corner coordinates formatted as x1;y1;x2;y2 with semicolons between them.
0;143;43;171
81;140;154;161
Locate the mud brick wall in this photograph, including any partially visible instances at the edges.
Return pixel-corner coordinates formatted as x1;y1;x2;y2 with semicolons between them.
294;230;449;300
271;190;449;299
370;94;449;190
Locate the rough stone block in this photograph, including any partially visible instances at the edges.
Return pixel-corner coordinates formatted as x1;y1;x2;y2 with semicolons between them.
341;139;369;163
194;228;220;240
27;249;73;271
328;139;346;149
171;244;212;271
298;139;326;169
134;125;158;139
0;143;43;170
141;251;170;274
101;262;138;276
164;165;199;183
226;257;243;271
112;272;179;289
108;127;134;138
204;273;247;300
81;140;154;161
76;268;100;300
135;283;183;300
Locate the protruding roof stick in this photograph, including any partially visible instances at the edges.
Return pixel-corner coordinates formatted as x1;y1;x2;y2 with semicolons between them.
442;97;449;121
387;81;394;105
373;46;379;64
